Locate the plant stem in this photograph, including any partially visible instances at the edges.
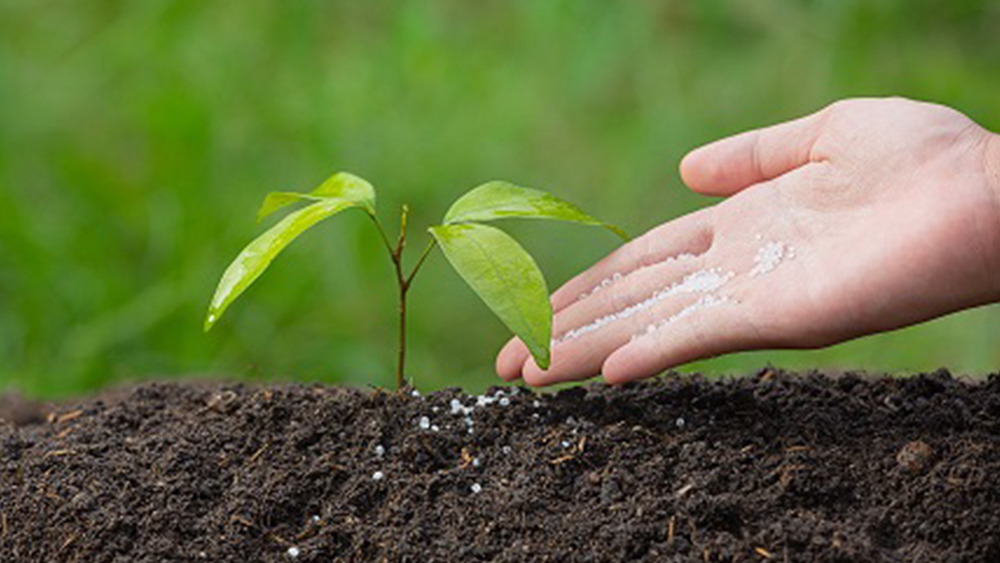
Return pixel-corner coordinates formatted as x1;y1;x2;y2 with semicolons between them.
370;214;395;258
405;240;437;287
367;208;437;389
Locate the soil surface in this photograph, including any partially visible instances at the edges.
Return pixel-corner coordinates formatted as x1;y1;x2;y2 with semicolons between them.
3;369;1000;563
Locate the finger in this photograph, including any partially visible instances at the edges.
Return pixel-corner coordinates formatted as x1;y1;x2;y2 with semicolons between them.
523;281;728;387
680;107;828;197
496;337;530;381
550;254;709;347
601;301;758;384
549;207;715;313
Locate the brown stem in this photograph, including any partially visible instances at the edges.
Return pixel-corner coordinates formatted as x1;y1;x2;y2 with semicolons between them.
369;206;436;390
369;213;407;389
393;255;407;388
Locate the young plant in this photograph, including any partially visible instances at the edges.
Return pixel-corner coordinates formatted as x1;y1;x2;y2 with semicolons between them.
205;172;627;388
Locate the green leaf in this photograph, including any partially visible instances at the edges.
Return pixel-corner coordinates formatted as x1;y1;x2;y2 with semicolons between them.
429;223;552;369
205;198;363;331
257;171;376;222
443;181;629;241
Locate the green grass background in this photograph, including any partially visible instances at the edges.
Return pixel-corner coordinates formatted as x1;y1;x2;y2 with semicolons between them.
2;0;999;397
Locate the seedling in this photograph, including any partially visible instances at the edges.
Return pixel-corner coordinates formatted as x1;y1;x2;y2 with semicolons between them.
205;172;627;388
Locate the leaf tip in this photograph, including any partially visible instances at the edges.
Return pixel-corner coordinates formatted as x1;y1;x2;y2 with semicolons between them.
534;352;551;371
610;225;631;242
203;310;219;332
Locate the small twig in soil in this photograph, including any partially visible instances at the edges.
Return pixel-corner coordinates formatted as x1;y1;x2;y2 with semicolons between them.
230;515;255;529
1;512;8;538
459;448;474;469
43;449;76;459
675;483;695;497
754;546;774;559
202;390;237;414
268;533;292;546
53;410;83;424
60;534;78;551
779;464;807;489
667;516;675;545
55;427;75;439
247;443;269;465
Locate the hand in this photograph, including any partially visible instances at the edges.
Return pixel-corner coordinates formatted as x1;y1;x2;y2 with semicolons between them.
497;97;1000;386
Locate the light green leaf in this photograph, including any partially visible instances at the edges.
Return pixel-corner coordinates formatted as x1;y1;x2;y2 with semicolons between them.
443;181;629;241
257;192;314;222
257;171;376;222
429;223;552;369
206;198;362;331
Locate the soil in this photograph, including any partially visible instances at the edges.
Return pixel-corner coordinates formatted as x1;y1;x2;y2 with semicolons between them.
3;368;1000;563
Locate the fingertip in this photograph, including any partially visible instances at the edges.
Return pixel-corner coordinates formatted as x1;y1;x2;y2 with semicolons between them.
679;143;724;195
521;357;552;387
523;355;579;387
495;338;528;381
600;351;639;385
678;146;705;188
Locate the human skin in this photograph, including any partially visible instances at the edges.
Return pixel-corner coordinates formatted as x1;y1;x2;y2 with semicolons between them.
497;97;1000;386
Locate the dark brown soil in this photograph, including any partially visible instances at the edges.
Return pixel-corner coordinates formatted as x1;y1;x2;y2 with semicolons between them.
0;392;47;428
3;368;1000;563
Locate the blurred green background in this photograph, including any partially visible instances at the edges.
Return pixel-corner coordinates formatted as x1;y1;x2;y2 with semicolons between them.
2;0;999;397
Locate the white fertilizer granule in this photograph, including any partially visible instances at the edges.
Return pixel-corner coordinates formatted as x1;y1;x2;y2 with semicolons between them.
372;471;384;481
419;416;431;430
450;398;473;416
374;445;385;458
556;268;734;344
471;483;482;494
750;241;790;277
578;252;699;301
631;294;732;342
287;546;301;558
